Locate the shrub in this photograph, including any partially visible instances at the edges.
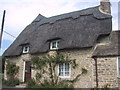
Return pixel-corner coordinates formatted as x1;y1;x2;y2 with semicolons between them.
3;78;20;86
26;79;36;88
26;80;73;88
6;62;19;79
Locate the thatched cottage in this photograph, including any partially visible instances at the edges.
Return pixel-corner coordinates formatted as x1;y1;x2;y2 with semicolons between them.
3;0;120;88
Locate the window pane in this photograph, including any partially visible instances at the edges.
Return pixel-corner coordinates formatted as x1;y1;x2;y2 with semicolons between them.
50;41;59;49
59;66;63;72
59;63;64;76
59;63;70;77
23;46;29;53
25;47;28;51
56;41;59;48
65;63;69;71
59;72;63;76
52;42;56;48
65;72;69;76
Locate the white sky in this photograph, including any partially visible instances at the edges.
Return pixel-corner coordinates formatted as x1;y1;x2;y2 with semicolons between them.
0;0;119;55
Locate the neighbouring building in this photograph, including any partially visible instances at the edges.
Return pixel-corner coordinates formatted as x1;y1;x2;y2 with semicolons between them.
3;0;120;88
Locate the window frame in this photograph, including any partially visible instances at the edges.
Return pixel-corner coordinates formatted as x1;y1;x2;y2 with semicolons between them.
50;40;59;50
58;63;71;78
117;56;120;78
23;46;30;54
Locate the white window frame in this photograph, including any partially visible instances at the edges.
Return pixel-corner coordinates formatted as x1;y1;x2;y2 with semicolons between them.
50;40;59;50
117;56;120;78
58;63;71;78
23;60;26;82
23;46;29;53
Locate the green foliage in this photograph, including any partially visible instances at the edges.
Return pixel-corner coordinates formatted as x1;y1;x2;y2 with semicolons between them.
3;78;20;86
31;57;46;69
81;68;88;74
27;80;72;88
30;52;87;88
4;62;20;86
31;53;78;70
6;62;19;78
26;79;36;88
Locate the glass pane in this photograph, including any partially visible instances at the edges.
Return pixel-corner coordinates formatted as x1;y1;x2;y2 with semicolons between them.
65;63;69;71
25;47;28;51
59;63;64;76
59;63;70;77
59;67;63;72
65;72;69;76
56;41;59;48
52;42;56;48
59;72;63;76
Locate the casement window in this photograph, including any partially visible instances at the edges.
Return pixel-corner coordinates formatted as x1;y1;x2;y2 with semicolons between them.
50;40;59;50
23;46;29;53
117;56;120;77
58;63;70;78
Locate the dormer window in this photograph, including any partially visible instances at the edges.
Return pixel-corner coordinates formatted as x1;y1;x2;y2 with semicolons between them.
50;40;59;50
23;46;29;53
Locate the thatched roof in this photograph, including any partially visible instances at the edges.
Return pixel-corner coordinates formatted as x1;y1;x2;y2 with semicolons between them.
3;6;112;57
92;31;120;57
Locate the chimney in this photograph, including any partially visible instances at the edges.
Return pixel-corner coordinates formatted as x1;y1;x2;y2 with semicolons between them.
99;0;111;15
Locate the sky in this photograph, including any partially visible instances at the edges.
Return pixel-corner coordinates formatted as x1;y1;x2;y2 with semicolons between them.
0;0;119;55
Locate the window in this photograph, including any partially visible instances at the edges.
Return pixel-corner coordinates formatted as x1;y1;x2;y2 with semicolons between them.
50;40;59;50
23;46;29;53
58;63;70;78
117;56;120;77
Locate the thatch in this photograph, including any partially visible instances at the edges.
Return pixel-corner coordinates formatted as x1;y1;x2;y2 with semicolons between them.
92;31;120;57
3;6;112;57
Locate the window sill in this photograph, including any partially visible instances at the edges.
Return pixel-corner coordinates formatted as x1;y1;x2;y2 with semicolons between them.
22;52;29;54
59;76;71;78
50;48;58;50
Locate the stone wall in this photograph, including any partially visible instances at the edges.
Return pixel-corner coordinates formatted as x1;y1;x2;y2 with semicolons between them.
4;48;96;88
4;49;119;88
96;57;119;88
30;48;96;88
58;49;95;88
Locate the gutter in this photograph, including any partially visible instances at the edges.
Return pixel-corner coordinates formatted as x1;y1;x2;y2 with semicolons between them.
94;57;98;88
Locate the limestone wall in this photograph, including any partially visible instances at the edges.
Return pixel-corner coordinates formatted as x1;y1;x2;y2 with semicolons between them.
58;49;95;88
30;48;95;88
96;57;119;88
4;50;119;88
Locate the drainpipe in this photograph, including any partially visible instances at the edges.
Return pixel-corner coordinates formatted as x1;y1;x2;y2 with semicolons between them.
94;57;98;88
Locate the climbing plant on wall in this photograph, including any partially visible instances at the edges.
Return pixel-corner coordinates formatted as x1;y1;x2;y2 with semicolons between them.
30;52;87;88
6;62;19;79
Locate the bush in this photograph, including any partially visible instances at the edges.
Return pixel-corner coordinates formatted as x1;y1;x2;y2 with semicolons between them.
26;79;36;88
26;80;73;88
3;78;20;86
6;62;19;79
